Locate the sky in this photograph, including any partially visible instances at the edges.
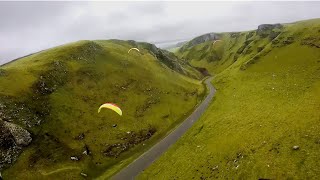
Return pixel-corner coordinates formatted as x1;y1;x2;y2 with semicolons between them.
0;1;320;64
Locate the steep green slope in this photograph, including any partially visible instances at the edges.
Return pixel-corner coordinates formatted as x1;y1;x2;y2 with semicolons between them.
176;22;290;74
140;19;320;179
0;40;205;179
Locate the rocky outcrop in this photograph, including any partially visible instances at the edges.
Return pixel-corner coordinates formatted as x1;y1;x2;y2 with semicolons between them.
301;37;320;48
2;121;32;146
134;41;186;74
257;24;283;36
181;33;219;50
0;119;32;170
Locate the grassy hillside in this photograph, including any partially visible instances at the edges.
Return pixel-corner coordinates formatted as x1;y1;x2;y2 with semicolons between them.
0;40;205;179
140;18;320;179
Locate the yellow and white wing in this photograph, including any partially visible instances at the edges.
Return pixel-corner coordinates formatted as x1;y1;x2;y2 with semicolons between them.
128;48;140;54
98;103;122;116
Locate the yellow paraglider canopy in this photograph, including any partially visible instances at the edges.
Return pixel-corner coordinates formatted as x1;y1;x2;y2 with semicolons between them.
128;48;140;54
98;103;122;116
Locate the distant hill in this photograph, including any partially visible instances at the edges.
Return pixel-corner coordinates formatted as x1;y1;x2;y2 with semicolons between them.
160;40;189;52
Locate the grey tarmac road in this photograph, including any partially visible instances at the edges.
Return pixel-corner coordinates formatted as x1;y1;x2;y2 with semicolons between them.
111;77;215;180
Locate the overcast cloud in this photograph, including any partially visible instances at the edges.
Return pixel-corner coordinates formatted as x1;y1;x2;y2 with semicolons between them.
0;1;319;64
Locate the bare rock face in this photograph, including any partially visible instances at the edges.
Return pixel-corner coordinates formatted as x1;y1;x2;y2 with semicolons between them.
3;121;32;146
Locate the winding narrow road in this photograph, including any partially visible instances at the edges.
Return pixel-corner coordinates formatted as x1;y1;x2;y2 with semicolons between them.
111;77;215;180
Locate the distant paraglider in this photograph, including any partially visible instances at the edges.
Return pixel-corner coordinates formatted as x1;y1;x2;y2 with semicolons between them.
128;48;140;54
212;40;222;46
98;103;122;116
